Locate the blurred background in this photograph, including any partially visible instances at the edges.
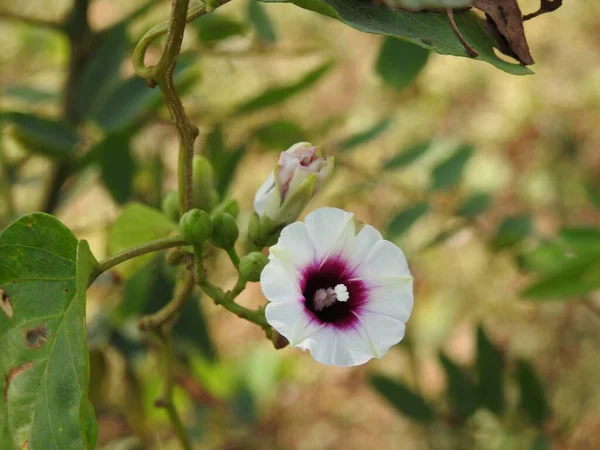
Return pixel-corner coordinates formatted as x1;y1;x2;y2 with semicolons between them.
1;0;600;448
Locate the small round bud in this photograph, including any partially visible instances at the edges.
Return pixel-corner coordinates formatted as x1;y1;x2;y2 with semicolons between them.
210;212;239;249
179;209;212;245
192;156;216;210
239;252;268;282
162;190;180;222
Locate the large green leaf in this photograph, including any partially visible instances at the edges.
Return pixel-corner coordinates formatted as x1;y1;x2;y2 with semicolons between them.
108;203;177;278
376;37;429;91
253;120;307;150
439;353;478;419
387;202;430;239
370;375;435;423
196;14;246;45
259;0;532;75
233;62;333;116
476;326;504;416
0;213;97;449
3;112;79;159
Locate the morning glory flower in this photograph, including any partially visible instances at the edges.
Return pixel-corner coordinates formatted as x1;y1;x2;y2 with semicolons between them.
260;207;413;366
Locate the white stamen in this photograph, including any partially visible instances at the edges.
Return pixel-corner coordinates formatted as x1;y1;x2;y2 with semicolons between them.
334;284;349;302
313;284;349;311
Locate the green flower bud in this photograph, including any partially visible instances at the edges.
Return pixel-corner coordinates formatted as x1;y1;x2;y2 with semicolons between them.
210;212;239;249
211;199;240;218
239;252;268;282
179;209;212;245
161;190;180;222
192;156;216;210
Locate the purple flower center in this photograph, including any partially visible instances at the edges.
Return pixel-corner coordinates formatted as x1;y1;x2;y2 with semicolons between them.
301;257;368;329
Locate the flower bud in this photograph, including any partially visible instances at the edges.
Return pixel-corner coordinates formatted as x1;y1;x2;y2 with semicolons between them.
210;212;239;249
179;209;212;245
251;143;333;246
192;156;217;211
239;252;268;282
162;190;180;222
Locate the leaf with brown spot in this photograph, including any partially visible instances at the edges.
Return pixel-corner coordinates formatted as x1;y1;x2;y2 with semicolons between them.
470;0;534;65
0;289;13;319
4;363;34;402
0;213;98;449
23;325;49;349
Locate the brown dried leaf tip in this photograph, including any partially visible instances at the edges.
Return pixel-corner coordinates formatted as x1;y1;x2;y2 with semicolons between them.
4;362;34;401
24;324;49;349
0;288;13;319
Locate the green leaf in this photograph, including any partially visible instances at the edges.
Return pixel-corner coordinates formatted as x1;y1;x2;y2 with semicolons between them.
0;213;97;449
383;141;431;170
559;227;600;251
108;203;177;278
234;62;332;116
376;37;429;91
476;326;505;416
254;120;307;150
395;0;470;7
430;144;473;191
517;360;550;427
457;193;491;219
387;202;430;239
76;23;128;120
490;214;532;250
369;375;435;423
248;0;277;43
4;112;78;159
94;57;197;133
521;250;600;300
258;0;532;75
97;132;136;204
196;14;246;45
338;117;392;152
4;87;58;104
421;226;462;251
517;241;567;274
439;353;478;419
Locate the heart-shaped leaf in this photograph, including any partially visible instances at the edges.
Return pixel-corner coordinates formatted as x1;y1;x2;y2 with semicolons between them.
0;213;97;449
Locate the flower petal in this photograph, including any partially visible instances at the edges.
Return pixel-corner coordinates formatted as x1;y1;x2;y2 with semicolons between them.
269;221;315;271
354;239;411;282
296;325;378;366
349;224;383;270
260;259;302;303
266;301;323;346
304;207;356;261
354;311;407;359
360;279;414;323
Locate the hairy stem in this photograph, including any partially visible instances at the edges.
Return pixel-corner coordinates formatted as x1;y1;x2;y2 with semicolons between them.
93;236;187;283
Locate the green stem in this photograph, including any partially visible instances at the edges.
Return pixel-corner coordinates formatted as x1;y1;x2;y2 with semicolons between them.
198;278;270;332
93;236;187;283
226;246;240;268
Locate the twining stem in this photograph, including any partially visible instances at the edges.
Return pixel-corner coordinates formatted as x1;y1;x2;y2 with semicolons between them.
93;236;187;283
140;268;195;330
133;0;229;215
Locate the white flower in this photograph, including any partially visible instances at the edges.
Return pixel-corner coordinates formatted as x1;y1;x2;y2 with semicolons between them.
260;207;414;366
253;142;334;225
